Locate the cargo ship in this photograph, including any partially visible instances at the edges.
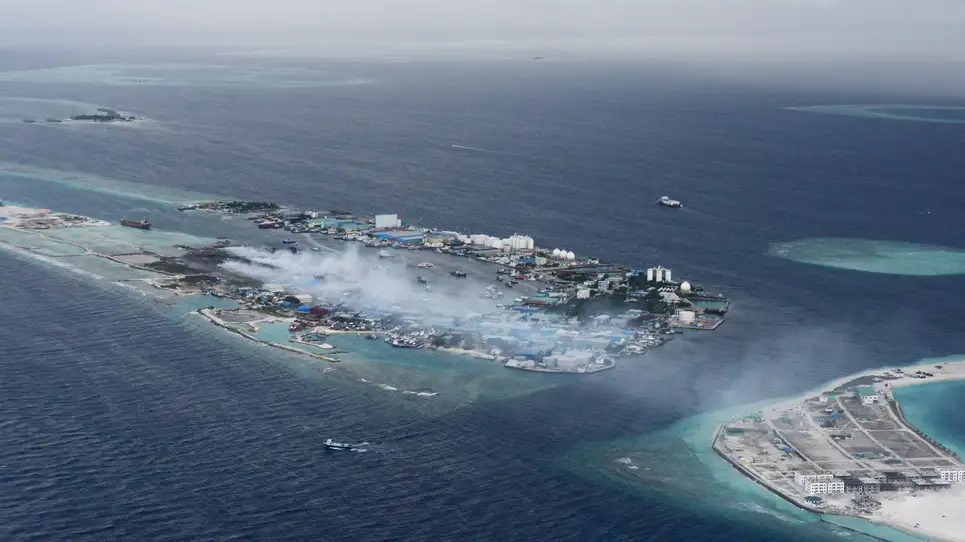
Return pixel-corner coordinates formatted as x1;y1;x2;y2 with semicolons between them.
120;218;151;230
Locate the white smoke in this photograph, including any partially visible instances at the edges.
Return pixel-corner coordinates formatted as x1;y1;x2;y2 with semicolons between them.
221;244;503;322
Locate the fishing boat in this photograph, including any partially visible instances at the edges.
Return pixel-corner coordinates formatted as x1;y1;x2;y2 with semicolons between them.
324;438;366;451
657;196;682;208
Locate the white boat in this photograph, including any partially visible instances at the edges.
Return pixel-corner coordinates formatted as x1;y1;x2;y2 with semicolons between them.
658;196;682;208
378;250;392;258
417;261;434;268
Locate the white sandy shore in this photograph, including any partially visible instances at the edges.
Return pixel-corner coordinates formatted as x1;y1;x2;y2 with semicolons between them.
732;357;965;541
754;357;965;419
869;484;965;542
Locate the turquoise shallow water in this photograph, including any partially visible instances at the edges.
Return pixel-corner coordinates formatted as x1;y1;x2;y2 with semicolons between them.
788;104;965;124
769;238;965;276
561;356;965;542
894;380;965;458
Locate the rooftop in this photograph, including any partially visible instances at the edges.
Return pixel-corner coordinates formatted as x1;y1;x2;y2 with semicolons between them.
856;385;878;397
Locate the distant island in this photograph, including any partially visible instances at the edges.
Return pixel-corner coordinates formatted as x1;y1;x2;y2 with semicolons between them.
23;108;140;124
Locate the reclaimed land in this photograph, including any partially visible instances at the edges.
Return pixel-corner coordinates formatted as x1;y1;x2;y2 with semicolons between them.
713;358;965;542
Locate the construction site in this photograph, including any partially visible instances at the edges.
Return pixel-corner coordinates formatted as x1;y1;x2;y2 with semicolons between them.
713;365;965;517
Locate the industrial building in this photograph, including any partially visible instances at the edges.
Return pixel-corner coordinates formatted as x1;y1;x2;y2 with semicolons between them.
372;230;425;244
374;214;402;229
794;473;845;494
646;266;672;283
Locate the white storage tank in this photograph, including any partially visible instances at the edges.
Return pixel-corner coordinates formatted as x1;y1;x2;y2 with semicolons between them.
566;251;576;261
679;281;692;294
552;248;561;258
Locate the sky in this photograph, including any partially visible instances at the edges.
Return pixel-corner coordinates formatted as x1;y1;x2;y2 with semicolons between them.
1;0;964;59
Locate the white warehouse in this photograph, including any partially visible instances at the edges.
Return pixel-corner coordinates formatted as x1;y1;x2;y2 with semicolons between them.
374;214;402;229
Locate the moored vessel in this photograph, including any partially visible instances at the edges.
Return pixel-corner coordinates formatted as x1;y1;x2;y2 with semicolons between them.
120;218;151;230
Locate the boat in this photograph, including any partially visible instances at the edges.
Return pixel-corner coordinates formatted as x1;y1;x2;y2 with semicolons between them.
416;276;428;284
282;238;297;244
324;438;365;451
657;196;682;208
379;250;392;259
120;218;151;230
417;262;434;268
386;336;424;348
450;270;467;278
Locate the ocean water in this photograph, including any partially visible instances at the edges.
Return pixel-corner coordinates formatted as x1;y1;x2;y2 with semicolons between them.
1;51;964;541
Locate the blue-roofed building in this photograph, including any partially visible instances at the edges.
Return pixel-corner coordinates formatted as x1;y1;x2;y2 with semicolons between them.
373;230;425;244
296;305;312;313
515;347;545;361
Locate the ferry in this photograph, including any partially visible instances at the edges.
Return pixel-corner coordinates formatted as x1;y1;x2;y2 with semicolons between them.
120;218;151;230
657;196;682;208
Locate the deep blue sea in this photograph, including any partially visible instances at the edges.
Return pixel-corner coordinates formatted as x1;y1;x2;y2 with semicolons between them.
1;49;964;541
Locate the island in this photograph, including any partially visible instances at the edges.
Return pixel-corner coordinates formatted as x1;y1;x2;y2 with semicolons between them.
22;108;140;124
169;206;729;374
1;200;730;375
178;201;281;213
713;360;965;541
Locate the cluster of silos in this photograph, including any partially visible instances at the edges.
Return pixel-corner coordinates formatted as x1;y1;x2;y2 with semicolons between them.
506;234;535;251
467;233;535;252
551;248;576;261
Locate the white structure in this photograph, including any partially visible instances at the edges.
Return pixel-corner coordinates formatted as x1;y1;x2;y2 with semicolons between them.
471;234;492;246
939;469;965;482
565;251;576;261
646;266;672;283
577;289;591;299
374;214;401;229
676;310;696;324
552;248;562;259
794;473;845;495
506;234;535;251
856;386;880;405
679;281;692;294
294;293;313;305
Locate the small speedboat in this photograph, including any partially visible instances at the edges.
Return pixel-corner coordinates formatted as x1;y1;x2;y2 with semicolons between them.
657;196;682;208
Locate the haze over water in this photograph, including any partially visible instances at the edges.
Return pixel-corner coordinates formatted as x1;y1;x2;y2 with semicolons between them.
1;48;964;541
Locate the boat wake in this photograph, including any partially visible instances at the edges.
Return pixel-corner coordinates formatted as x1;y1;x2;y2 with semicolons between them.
450;144;488;153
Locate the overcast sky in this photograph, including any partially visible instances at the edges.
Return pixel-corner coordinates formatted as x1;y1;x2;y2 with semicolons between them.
3;0;964;59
